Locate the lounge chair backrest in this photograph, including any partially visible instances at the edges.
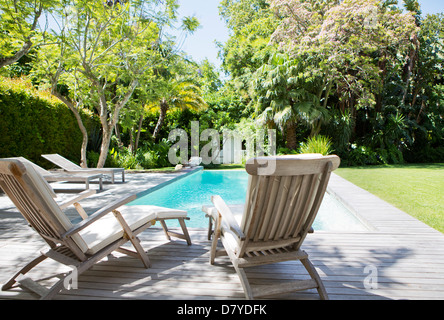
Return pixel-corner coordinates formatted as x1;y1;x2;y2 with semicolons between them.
0;159;88;259
42;154;82;170
238;154;340;256
5;157;57;197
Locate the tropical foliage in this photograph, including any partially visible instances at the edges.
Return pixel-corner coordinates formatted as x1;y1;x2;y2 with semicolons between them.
219;0;444;165
0;0;443;168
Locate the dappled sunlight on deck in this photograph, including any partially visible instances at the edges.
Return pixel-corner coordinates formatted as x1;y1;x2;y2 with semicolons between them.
1;172;444;300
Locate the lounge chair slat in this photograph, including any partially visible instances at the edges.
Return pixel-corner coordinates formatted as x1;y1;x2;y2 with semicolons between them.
42;154;125;183
0;158;192;299
205;154;340;299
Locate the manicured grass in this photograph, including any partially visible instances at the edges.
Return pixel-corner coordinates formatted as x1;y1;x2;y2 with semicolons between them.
336;163;444;233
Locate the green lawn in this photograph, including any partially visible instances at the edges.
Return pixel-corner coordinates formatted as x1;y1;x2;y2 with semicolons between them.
336;164;444;233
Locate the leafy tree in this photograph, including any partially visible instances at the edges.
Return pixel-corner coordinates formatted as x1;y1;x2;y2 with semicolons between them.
0;0;58;68
33;0;196;168
219;0;277;82
196;59;223;96
270;0;418;114
251;52;328;149
399;12;444;161
150;77;207;141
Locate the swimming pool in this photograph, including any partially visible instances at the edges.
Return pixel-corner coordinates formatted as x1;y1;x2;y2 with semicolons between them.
130;170;368;231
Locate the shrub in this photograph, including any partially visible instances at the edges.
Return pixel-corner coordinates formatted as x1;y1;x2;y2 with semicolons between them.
105;139;174;170
0;77;99;168
277;147;299;155
347;145;379;165
299;135;334;155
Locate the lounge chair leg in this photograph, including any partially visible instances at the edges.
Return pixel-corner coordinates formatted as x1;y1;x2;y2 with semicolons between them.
40;278;66;300
159;218;192;245
235;266;254;300
113;210;151;268
300;257;329;300
209;214;222;265
207;217;213;240
159;220;171;241
178;218;192;246
129;238;151;269
2;254;48;291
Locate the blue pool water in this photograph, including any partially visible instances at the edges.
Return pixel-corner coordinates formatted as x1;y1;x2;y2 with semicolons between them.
130;170;368;231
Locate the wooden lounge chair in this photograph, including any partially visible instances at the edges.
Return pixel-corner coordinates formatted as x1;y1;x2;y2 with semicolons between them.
7;157;103;190
0;158;191;299
42;153;125;183
202;154;340;300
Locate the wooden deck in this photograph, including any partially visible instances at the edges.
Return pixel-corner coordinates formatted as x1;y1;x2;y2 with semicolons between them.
0;171;443;300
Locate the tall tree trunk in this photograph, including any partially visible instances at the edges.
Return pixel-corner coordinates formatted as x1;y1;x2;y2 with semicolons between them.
134;114;144;154
97;124;113;168
74;112;89;169
96;90;110;169
51;90;88;168
152;99;169;142
285;121;298;150
129;127;135;154
114;123;123;148
95;79;138;168
402;34;419;105
310;120;322;137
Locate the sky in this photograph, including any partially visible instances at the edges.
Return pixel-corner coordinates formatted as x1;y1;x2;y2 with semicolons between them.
175;0;229;69
419;0;444;16
176;0;444;70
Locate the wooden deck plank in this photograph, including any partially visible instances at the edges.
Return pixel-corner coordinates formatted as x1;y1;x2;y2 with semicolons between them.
0;172;443;300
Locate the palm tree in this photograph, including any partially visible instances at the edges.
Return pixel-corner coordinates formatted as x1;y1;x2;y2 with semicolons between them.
151;79;207;141
251;53;328;150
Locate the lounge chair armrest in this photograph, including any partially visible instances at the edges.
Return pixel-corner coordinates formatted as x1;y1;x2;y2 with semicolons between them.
211;195;246;241
61;194;138;239
58;189;96;210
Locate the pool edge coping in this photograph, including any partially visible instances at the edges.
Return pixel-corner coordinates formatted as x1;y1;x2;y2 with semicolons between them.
326;173;443;235
130;168;442;236
134;166;203;199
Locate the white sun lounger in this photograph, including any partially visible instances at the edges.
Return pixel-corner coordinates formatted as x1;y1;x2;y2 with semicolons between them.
42;153;125;183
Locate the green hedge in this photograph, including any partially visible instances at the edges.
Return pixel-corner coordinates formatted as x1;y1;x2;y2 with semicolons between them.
0;77;98;168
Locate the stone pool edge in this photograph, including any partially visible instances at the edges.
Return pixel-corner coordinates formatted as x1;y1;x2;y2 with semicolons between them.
134;166;203;199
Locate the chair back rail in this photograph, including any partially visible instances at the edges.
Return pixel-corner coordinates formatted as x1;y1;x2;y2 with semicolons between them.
0;160;86;261
238;155;339;257
42;154;82;170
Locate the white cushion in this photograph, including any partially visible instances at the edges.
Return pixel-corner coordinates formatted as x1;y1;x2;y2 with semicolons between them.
203;204;244;251
10;164;189;256
21;161;89;252
78;205;188;255
19;159;57;198
203;204;244;227
226;204;244;226
222;205;244;252
78;206;155;255
155;206;187;219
